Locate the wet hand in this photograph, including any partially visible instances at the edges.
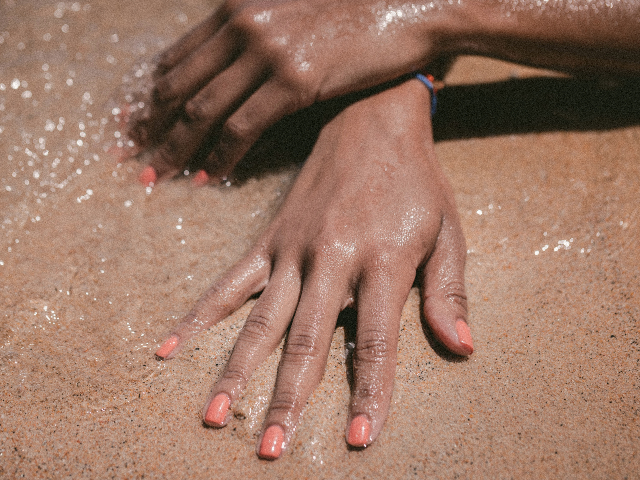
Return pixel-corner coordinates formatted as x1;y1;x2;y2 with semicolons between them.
128;0;451;183
155;79;472;458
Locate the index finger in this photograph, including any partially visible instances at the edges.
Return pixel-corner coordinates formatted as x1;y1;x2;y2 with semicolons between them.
155;9;229;76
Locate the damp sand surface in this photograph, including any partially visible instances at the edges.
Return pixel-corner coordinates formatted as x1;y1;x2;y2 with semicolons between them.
1;1;639;478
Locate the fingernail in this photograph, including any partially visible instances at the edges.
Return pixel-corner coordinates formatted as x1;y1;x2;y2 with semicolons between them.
259;425;284;460
347;415;371;447
156;335;179;358
192;170;210;187
138;165;157;186
455;320;474;355
204;393;230;427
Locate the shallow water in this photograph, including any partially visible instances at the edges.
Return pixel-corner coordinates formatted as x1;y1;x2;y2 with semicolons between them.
2;1;640;479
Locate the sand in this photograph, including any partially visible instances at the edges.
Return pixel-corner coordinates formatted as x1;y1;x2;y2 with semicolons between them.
1;0;639;478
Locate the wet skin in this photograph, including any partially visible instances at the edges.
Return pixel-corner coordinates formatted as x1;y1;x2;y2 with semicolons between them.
155;79;472;458
128;0;640;180
142;0;640;460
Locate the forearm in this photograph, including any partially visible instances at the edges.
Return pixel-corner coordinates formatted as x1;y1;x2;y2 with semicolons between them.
436;0;640;74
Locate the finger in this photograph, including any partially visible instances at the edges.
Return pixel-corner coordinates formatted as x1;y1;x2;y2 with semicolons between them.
257;271;347;460
130;25;241;151
203;265;301;427
205;78;305;179
156;251;270;359
155;10;228;76
346;264;415;448
154;25;239;105
127;96;185;151
421;208;471;356
147;55;265;179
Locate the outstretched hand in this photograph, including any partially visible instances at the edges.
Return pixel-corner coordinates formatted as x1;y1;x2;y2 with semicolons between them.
155;79;472;459
128;0;449;183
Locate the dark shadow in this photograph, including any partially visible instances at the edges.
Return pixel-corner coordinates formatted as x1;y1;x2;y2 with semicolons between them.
335;307;358;394
230;81;398;183
229;75;640;183
410;277;469;363
419;310;469;363
432;76;640;141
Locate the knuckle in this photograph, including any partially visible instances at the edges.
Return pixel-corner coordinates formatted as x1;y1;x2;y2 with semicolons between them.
221;364;249;384
153;77;177;102
426;280;468;311
219;118;253;154
238;310;275;343
220;0;243;16
442;281;468;307
269;68;316;114
308;228;349;258
184;98;209;123
355;333;390;364
353;383;382;402
228;6;264;34
305;234;358;277
268;389;298;415
282;331;322;364
368;248;396;273
281;71;316;110
200;282;229;307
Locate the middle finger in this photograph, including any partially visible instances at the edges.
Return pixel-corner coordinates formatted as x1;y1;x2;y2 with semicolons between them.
257;268;348;459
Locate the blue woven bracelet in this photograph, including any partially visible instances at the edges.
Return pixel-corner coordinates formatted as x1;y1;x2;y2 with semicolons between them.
415;73;437;116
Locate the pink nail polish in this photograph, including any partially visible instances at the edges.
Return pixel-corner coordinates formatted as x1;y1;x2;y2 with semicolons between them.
259;425;284;460
138;165;157;186
204;393;230;427
155;335;179;358
347;415;371;447
455;320;474;355
192;170;209;187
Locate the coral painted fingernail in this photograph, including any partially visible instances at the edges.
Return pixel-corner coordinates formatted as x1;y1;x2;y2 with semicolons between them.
156;335;179;358
138;165;157;186
192;170;210;187
347;415;371;447
259;425;284;460
455;320;474;355
205;393;230;427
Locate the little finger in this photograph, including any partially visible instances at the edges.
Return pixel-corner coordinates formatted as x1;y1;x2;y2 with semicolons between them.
421;211;471;356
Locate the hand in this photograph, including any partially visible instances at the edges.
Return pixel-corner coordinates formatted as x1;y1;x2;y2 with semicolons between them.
128;0;454;183
154;78;472;459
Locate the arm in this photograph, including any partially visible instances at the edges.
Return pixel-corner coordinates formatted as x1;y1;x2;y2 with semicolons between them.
128;0;640;182
454;0;640;74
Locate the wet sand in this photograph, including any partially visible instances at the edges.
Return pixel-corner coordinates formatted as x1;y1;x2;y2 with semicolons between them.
1;1;639;478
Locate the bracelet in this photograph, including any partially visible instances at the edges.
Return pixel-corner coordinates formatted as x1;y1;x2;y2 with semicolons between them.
415;73;437;116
